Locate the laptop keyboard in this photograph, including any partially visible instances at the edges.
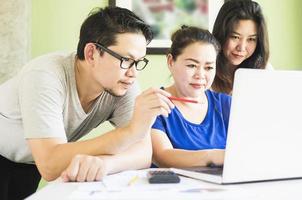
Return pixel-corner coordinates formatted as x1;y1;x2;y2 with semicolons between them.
187;166;223;176
196;168;223;175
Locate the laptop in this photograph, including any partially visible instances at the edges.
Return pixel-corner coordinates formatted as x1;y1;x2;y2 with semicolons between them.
172;68;302;184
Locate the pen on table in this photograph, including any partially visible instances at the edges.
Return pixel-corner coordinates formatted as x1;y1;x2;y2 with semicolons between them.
168;96;200;104
127;175;139;186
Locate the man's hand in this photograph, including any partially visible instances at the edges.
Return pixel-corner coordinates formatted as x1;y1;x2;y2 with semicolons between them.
61;154;108;182
130;88;175;136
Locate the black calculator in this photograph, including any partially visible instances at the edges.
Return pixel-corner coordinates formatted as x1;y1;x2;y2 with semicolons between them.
147;170;180;184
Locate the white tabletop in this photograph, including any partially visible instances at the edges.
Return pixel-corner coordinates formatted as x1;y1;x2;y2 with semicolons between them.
26;169;302;200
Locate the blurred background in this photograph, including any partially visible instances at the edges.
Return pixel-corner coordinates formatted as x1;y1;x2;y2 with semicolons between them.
1;0;301;85
0;0;301;188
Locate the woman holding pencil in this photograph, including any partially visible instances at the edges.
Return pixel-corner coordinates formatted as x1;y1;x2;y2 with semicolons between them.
151;26;231;168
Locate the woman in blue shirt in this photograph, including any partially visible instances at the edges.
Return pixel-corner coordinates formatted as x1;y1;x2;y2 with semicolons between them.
151;26;231;168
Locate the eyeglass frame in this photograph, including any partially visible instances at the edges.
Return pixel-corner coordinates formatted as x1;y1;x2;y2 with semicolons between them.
93;42;149;71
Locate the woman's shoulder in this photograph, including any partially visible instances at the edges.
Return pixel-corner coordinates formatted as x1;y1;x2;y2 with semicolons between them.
206;89;231;101
206;90;232;117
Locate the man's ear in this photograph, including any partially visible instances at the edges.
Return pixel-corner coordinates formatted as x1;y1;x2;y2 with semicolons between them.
83;43;100;64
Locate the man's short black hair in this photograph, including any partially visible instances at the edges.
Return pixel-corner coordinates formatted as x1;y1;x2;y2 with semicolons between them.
77;6;153;60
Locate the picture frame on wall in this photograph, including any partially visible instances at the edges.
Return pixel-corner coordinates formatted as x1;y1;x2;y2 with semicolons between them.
109;0;224;54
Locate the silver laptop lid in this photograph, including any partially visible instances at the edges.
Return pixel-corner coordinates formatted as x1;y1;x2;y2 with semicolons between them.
223;69;302;183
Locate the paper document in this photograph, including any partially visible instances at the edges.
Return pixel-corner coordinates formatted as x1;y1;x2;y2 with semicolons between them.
68;169;258;199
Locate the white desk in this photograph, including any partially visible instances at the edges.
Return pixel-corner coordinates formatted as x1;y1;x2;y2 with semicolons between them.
27;169;302;200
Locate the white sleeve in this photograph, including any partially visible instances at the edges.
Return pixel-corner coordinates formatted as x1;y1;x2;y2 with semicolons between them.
265;62;274;70
19;70;67;140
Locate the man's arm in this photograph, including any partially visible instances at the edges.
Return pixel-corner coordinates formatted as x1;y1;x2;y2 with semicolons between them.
103;134;152;174
28;125;140;181
60;134;152;182
28;88;174;181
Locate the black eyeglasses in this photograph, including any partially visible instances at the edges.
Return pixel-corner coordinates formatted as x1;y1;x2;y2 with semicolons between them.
94;42;149;71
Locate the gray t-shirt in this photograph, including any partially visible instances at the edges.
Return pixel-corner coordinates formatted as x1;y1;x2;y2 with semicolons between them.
0;51;140;163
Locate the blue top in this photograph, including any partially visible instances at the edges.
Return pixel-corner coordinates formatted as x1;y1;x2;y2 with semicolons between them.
152;90;231;150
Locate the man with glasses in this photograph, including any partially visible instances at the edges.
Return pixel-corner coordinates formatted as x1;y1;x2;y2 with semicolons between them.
94;43;149;71
0;6;174;200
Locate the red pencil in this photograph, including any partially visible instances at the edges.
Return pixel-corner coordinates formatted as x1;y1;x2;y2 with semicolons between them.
168;96;199;104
